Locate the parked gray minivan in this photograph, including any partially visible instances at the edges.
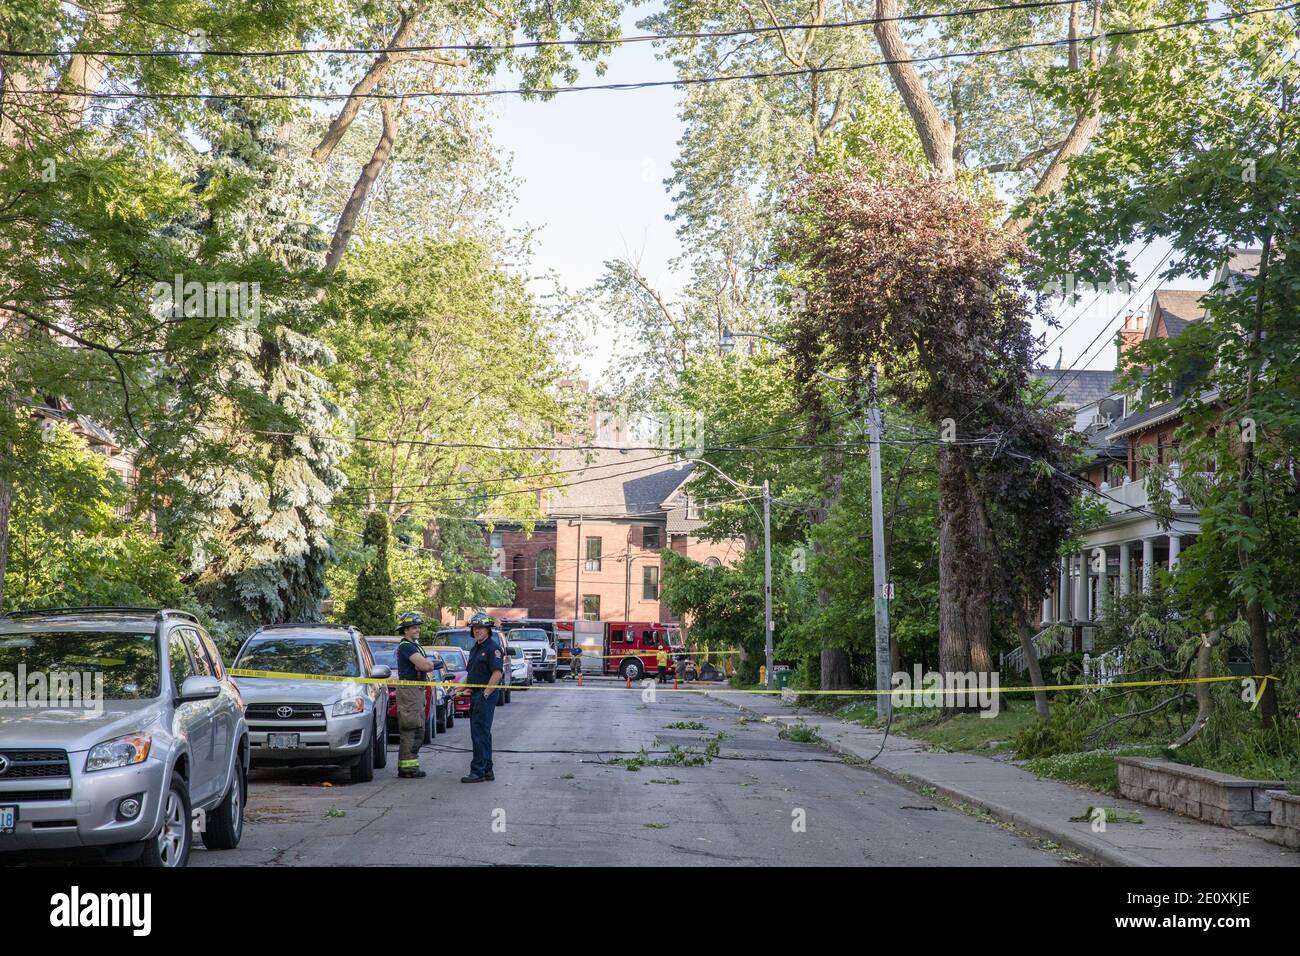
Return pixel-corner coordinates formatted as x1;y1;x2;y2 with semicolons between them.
0;607;249;867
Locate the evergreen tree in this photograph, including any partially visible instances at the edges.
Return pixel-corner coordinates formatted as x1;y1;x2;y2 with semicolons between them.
344;511;396;635
145;104;348;632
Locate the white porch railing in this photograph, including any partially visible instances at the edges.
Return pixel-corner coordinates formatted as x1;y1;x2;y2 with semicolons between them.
1083;647;1124;685
1000;625;1070;675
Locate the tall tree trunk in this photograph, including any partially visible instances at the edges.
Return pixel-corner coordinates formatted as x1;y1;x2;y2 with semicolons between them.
937;447;993;698
1172;630;1221;747
873;0;955;180
1239;233;1277;728
815;446;853;689
1015;607;1051;720
0;478;11;610
312;9;424;165
325;99;400;274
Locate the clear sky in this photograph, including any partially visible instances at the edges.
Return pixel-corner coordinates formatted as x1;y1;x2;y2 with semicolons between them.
491;5;684;384
489;4;1212;387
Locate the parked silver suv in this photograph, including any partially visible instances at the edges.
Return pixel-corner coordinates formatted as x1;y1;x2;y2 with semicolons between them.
232;624;390;782
0;607;249;867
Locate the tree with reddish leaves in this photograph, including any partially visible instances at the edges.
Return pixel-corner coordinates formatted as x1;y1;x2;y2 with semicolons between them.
780;157;1076;714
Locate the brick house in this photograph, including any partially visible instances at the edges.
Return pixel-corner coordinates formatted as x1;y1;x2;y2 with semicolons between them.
448;447;745;627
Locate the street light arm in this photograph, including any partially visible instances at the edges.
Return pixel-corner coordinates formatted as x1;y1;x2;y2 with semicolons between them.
676;456;761;493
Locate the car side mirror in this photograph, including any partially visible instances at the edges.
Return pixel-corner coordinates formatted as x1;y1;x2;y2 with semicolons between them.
177;675;221;703
370;664;392;680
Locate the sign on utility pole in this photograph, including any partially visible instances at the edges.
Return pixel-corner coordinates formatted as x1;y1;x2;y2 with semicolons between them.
867;369;892;719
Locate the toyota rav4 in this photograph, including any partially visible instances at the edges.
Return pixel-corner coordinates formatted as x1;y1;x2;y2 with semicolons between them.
232;623;390;782
0;607;249;867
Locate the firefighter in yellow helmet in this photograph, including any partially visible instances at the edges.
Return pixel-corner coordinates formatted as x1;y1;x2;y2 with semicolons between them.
394;611;434;778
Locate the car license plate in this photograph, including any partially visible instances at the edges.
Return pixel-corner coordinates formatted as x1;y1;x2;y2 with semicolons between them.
0;805;16;834
267;733;300;749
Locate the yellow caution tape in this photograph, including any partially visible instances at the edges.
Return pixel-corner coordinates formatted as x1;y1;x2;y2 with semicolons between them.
229;667;1279;697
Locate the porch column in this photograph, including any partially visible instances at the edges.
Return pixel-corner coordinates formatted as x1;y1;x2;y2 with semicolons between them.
1142;536;1156;593
1118;541;1131;597
1041;593;1053;626
1058;557;1069;622
1075;553;1088;624
1168;532;1182;571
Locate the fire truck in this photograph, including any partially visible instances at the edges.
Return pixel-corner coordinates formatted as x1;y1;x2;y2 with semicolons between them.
597;621;684;680
501;619;684;679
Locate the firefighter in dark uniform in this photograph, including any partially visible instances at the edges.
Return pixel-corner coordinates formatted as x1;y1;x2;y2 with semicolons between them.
460;611;504;783
395;611;435;779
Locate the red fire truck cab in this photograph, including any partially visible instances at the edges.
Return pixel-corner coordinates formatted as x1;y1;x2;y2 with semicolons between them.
603;621;683;680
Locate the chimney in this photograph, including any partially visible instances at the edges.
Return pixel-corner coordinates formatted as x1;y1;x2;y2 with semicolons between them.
1116;312;1145;369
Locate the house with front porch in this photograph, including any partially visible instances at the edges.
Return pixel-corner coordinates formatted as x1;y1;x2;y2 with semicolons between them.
1024;249;1262;660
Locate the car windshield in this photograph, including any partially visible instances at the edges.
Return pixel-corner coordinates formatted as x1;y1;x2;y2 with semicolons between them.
0;630;160;700
436;649;466;669
511;629;549;643
438;629;505;652
236;636;359;676
437;629;473;653
365;641;405;670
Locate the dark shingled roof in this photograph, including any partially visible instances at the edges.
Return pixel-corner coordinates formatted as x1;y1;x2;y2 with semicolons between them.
1109;397;1183;440
1032;368;1119;409
547;448;694;518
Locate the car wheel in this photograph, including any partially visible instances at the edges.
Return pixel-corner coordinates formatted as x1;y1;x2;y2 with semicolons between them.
375;718;389;769
423;708;433;745
547;672;556;683
136;772;192;867
445;706;454;730
202;759;245;850
350;725;376;783
436;703;448;734
622;659;642;682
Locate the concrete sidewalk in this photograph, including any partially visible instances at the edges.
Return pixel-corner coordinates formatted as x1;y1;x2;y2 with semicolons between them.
705;690;1299;867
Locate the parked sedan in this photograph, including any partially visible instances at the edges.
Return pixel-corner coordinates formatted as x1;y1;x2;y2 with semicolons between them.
431;646;471;720
435;627;513;704
364;636;436;744
0;607;248;868
232;624;389;783
508;645;534;686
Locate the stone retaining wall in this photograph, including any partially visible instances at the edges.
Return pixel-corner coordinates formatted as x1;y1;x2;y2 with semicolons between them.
1263;790;1300;848
1115;756;1292;827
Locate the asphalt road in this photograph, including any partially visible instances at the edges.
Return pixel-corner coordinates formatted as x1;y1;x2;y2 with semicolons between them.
192;678;1072;866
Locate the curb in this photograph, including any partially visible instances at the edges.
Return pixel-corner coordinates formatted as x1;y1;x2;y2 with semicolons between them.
705;691;1149;868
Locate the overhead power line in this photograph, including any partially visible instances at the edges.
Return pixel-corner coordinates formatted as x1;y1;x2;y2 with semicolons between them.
17;5;1297;101
0;0;1090;59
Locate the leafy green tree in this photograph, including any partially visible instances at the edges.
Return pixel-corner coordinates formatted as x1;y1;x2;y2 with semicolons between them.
343;511;397;635
3;423;190;611
0;1;326;608
661;549;764;681
135;104;348;632
1030;13;1300;727
322;235;573;614
780;158;1077;707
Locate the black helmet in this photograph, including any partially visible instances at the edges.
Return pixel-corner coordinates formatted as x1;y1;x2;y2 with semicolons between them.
468;611;494;631
396;610;424;634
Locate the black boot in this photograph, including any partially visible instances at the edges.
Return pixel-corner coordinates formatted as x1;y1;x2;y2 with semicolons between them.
484;770;495;781
399;769;427;779
460;774;486;783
